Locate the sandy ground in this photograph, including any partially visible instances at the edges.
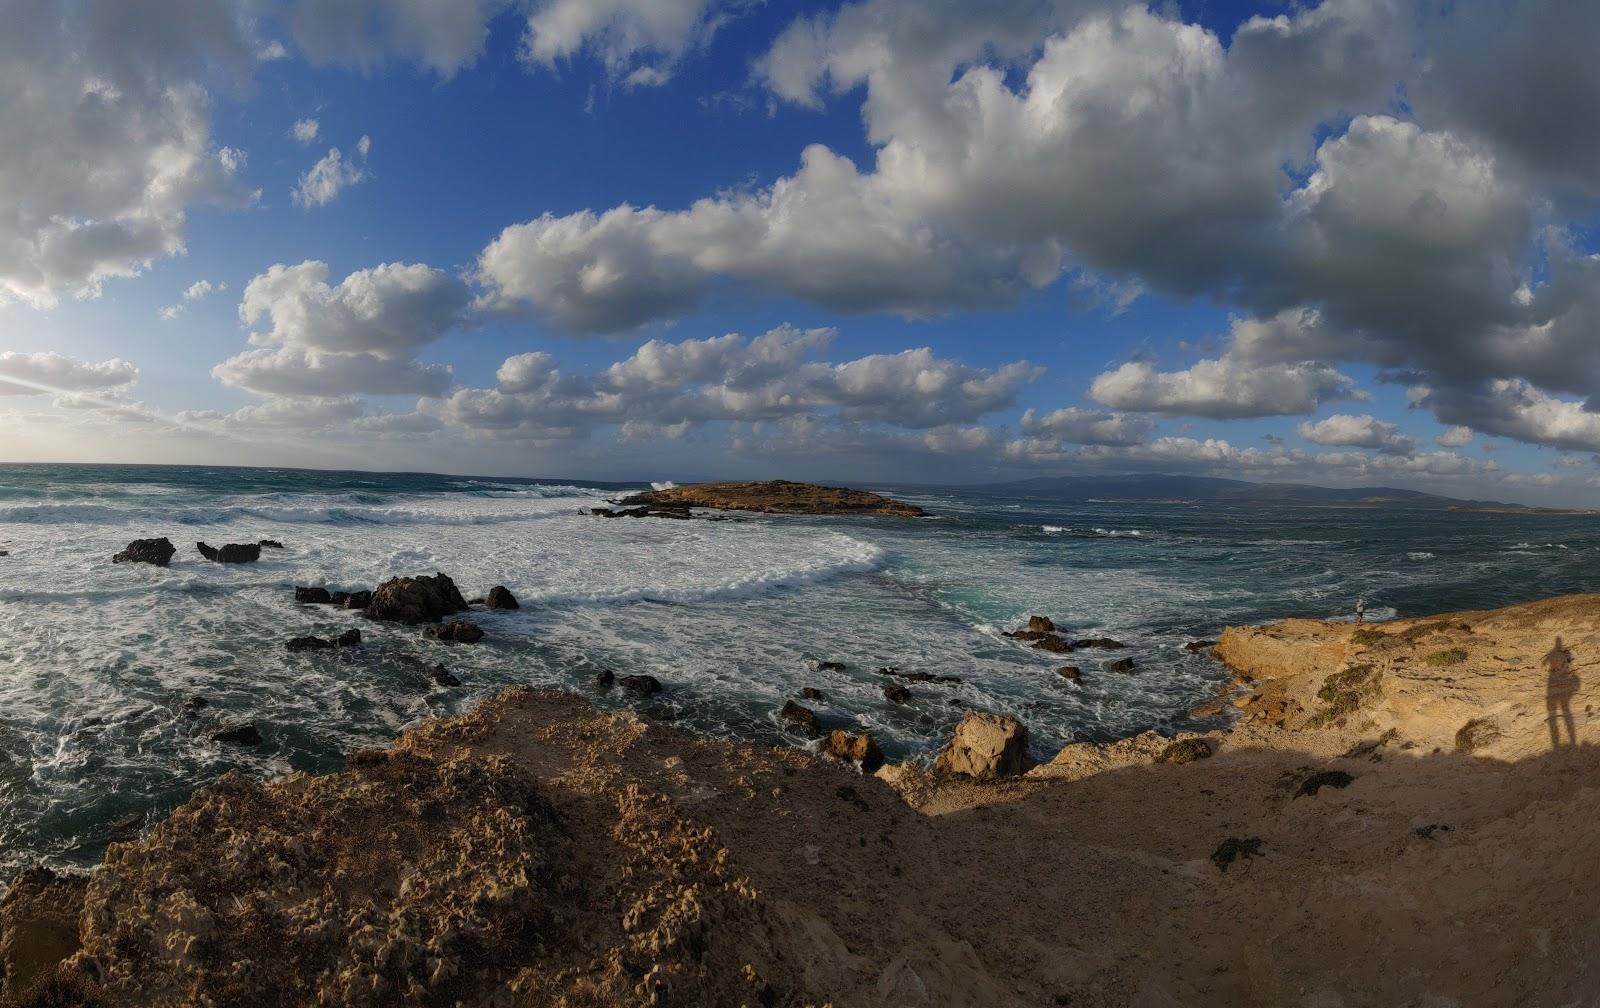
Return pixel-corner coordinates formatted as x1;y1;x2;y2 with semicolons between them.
7;594;1600;1006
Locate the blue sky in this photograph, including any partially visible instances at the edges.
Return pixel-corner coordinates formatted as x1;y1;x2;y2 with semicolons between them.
4;0;1600;504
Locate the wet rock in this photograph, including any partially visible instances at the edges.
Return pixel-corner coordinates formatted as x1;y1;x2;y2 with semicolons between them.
1107;657;1136;673
431;665;461;687
1155;738;1214;764
824;730;885;774
1297;770;1355;797
426;621;483;644
620;674;662;696
882;684;912;704
935;710;1031;780
814;660;847;672
213;723;263;746
878;666;963;685
594;669;615;689
182;695;208;714
196;541;262;564
1055;666;1081;683
1031;634;1073;654
335;628;362;648
0;866;88;993
295;586;333;604
112;536;175;566
258;539;284;549
367;572;469;625
331;590;373;609
780;701;821;738
800;686;825;701
108;814;144;841
1189;701;1226;718
1075;637;1126;650
1026;615;1055;633
1185;639;1218;653
1003;629;1050;642
485;585;520;610
618;480;925;516
286;636;336;652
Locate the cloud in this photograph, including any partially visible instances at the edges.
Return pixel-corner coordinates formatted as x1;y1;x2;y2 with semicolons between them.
0;2;256;307
179;396;367;430
286;0;504;76
1089;356;1363;419
292;147;366;208
1297;414;1417;456
184;279;223;301
519;0;750;86
357;134;371;159
214;260;468;397
1419;380;1600;454
1437;425;1473;448
291;118;319;144
0;352;140;396
1018;407;1152;447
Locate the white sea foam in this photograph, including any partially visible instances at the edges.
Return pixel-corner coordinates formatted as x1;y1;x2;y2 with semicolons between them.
1407;552;1435;560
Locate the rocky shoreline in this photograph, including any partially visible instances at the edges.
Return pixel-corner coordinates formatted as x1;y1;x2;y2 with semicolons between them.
5;593;1600;1005
607;479;927;517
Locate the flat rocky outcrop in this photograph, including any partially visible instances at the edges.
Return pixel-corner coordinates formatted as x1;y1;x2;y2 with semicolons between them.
616;480;926;516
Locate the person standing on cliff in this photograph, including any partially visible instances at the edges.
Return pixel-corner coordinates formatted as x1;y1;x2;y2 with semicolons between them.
1354;598;1367;625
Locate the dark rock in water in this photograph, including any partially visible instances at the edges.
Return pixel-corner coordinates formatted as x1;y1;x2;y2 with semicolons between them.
882;684;912;704
780;701;821;738
212;723;263;746
343;590;373;609
258;540;284;549
1297;770;1355;797
1156;738;1214;764
430;665;460;687
485;585;520;610
295;586;333;604
1055;666;1081;683
425;621;483;644
367;572;469;625
1031;634;1073;654
1075;637;1125;650
595;669;615;689
1106;657;1136;673
824;730;885;773
0;550;8;557
878;666;963;685
590;504;698;520
107;814;144;841
1026;615;1055;633
1185;639;1218;653
641;704;680;722
286;636;335;652
800;686;825;701
112;536;175;566
814;660;847;672
1003;629;1050;642
619;674;662;696
182;696;208;713
335;628;362;648
196;541;262;564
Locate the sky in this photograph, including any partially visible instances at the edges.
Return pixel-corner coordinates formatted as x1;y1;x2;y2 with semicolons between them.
5;0;1600;505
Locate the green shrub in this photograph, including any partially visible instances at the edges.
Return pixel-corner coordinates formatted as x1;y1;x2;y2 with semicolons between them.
1423;648;1468;667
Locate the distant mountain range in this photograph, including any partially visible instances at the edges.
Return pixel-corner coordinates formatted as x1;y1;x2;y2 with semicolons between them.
963;474;1547;512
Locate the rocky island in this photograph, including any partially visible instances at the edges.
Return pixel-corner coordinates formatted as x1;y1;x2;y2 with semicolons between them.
4;593;1600;1006
613;479;926;517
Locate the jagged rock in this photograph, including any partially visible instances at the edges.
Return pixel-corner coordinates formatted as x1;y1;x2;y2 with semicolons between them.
825;730;885;773
935;711;1031;780
1056;666;1081;683
112;536;175;566
1031;634;1073;654
882;684;912;704
431;665;461;687
335;628;362;648
182;695;208;713
878;666;963;685
426;621;483;644
367;572;469;625
295;586;333;604
780;701;821;738
800;686;825;700
1027;615;1055;633
1107;657;1136;673
213;723;263;746
286;636;335;652
1076;637;1126;650
1004;629;1050;641
1185;639;1218;653
0;866;88;993
258;539;284;549
486;585;520;610
620;674;662;696
196;541;262;563
1156;738;1214;764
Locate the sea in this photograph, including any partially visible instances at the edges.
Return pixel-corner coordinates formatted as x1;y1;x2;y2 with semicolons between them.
1;462;1595;874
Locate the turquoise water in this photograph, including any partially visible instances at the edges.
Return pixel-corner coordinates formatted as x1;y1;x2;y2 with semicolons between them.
1;462;1596;873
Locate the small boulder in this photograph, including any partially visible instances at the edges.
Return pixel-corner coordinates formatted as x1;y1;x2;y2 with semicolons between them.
426;621;483;644
196;541;262;564
212;723;263;746
112;536;175;566
595;669;615;688
935;710;1031;780
1075;637;1126;650
882;684;912;704
367;572;469;624
1055;666;1081;683
295;586;333;604
286;636;335;652
825;730;885;774
335;628;362;648
800;686;825;700
182;695;208;713
1156;738;1213;764
1107;657;1136;673
814;660;847;672
780;701;821;738
1185;639;1218;653
620;674;662;696
430;664;461;687
258;539;285;549
1031;634;1073;654
485;585;520;610
1026;615;1055;633
1189;701;1226;718
332;590;373;609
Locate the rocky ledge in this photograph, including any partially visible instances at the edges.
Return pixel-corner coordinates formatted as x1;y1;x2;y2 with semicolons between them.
615;479;926;516
8;594;1600;1006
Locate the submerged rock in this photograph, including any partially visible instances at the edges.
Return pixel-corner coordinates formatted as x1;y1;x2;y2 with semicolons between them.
935;711;1031;780
258;539;285;549
1185;639;1218;653
335;628;362;648
367;572;469;625
814;660;847;672
331;589;373;609
800;686;825;700
426;621;484;644
112;536;175;566
594;669;615;689
196;541;262;564
431;665;461;687
619;674;662;696
212;723;263;746
286;636;335;652
882;684;912;704
824;730;885;773
779;701;821;738
1055;666;1081;683
1031;634;1073;654
1107;657;1136;673
1076;637;1126;650
879;666;963;685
